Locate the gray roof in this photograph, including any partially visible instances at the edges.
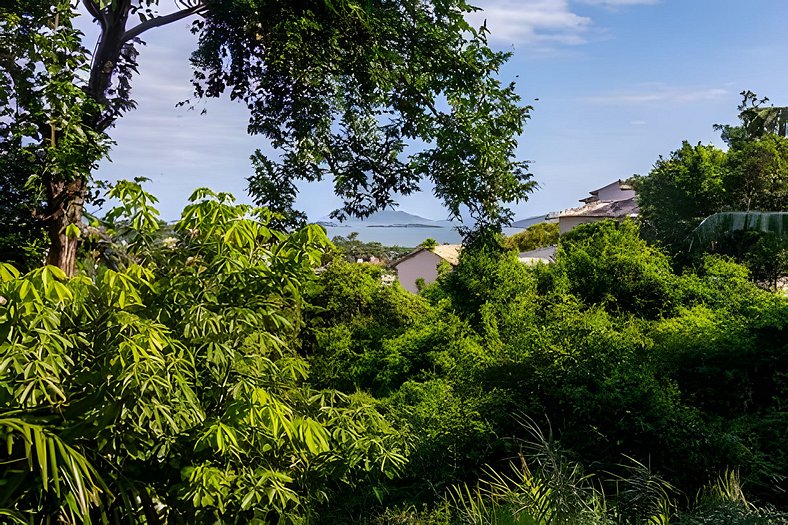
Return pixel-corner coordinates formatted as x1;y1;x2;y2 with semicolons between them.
518;245;557;265
556;196;639;219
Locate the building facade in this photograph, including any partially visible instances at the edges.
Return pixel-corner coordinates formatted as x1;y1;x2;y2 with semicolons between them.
553;180;639;234
392;244;460;293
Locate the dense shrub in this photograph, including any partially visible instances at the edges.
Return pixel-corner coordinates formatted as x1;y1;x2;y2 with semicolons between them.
3;186;786;522
503;222;559;252
555;220;678;318
304;218;788;516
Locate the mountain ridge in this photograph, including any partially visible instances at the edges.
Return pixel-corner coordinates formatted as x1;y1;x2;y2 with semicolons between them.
315;209;452;227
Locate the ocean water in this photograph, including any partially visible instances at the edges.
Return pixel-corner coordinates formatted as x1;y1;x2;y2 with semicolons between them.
324;226;525;247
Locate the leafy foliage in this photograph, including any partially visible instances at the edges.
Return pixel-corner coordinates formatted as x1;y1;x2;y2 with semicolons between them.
631;142;728;255
503;222;559;253
0;183;408;522
1;189;786;522
304;219;788;521
715;91;788;147
3;0;533;275
555;220;677;318
194;0;534;226
634;93;788;283
0;145;46;271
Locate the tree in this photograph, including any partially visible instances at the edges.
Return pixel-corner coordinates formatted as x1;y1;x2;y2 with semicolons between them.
634;94;788;283
631;141;728;255
724;133;788;212
635;95;788;233
418;238;439;250
1;1;110;275
715;90;788;147
0;141;46;271
1;0;534;275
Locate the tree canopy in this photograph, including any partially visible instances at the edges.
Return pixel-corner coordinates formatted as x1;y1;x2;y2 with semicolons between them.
1;0;534;274
632;93;788;283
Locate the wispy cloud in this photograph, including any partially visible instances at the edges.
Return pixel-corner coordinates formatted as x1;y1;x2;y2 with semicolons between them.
466;0;592;45
580;0;659;6
586;84;729;105
464;0;658;46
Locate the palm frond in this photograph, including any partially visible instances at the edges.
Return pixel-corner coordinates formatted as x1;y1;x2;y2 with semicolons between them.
744;106;788;137
0;417;107;522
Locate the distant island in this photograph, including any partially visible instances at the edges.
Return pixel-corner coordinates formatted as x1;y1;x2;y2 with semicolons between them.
368;223;443;229
314;209;453;229
315;210;551;231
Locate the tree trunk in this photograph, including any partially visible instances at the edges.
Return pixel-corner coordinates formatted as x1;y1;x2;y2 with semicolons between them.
37;1;202;274
45;179;85;277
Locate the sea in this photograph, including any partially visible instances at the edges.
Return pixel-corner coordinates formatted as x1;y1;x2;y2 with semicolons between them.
323;226;525;247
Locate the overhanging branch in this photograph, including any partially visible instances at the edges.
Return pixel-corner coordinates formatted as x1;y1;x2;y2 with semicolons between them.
121;3;206;44
81;0;107;28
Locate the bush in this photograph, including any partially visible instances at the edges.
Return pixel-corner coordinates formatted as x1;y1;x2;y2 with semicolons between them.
553;220;678;318
503;222;559;252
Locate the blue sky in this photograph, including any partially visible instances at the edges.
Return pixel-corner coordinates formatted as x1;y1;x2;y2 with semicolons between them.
83;0;788;222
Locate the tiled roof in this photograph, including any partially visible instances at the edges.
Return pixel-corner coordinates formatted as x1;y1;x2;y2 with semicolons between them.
392;244;462;267
556;196;639;219
431;244;462;265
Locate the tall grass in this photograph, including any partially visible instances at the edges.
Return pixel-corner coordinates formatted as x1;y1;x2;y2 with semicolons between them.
370;422;787;525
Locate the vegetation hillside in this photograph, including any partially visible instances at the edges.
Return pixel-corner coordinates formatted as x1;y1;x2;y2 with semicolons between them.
1;182;784;523
2;1;786;520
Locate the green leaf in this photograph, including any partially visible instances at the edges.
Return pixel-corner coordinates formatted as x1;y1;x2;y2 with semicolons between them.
65;223;80;239
0;264;20;283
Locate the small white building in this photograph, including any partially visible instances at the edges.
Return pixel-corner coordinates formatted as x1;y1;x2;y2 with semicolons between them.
552;180;639;234
392;244;461;293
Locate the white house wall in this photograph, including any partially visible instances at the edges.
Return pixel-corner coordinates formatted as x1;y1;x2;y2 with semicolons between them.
596;183;635;202
559;216;606;234
396;250;443;293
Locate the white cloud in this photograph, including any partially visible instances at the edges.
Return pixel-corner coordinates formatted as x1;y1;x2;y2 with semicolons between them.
464;0;657;46
465;0;592;45
587;84;728;105
580;0;659;6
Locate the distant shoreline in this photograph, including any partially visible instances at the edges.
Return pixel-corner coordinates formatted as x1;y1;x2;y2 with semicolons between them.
324;225;525;246
316;222;445;229
367;224;443;229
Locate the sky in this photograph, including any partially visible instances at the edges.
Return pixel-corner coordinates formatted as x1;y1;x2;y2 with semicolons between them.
79;0;788;222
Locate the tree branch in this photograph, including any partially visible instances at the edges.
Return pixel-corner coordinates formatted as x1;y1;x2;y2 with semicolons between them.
81;0;107;28
121;4;206;44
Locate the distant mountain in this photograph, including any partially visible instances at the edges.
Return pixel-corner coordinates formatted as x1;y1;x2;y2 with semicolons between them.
316;209;453;228
510;215;549;229
317;210;552;230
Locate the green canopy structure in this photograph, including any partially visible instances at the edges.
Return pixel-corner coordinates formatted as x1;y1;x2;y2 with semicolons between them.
689;211;788;250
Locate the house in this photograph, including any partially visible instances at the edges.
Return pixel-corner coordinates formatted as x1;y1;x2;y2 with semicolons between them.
551;179;638;234
392;244;461;293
